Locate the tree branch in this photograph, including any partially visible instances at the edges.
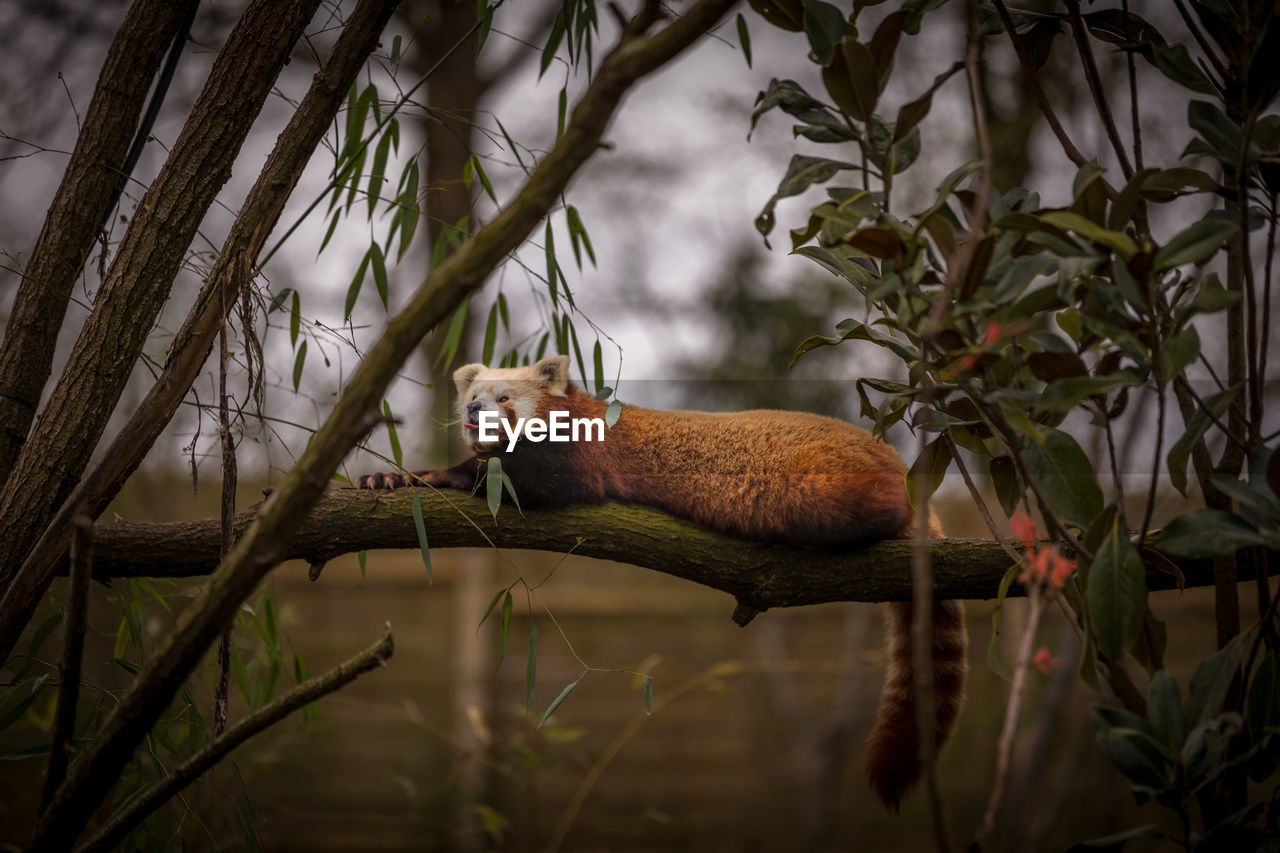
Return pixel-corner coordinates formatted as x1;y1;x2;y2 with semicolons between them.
0;0;399;664
0;0;324;651
73;490;1279;609
75;627;394;853
0;0;199;484
28;4;736;848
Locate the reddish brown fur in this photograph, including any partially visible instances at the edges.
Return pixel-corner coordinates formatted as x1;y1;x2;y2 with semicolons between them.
357;358;968;808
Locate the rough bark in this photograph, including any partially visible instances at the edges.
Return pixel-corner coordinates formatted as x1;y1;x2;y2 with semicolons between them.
27;5;736;849
0;0;400;666
0;0;198;483
70;490;1279;609
0;0;322;589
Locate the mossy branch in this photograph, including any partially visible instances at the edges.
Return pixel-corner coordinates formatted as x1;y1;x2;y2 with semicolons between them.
80;489;1278;617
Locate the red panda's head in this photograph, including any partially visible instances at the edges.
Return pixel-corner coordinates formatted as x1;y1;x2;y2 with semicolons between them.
452;355;570;452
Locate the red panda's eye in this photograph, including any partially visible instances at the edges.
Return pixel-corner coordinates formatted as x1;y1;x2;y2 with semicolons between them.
498;395;509;403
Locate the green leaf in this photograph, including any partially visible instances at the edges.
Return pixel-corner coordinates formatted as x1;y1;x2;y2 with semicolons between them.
989;455;1021;517
481;302;499;365
525;623;538;710
289;291;301;346
0;684;45;735
1088;515;1146;660
318;209;341;256
369;243;388;310
906;436;951;511
1147;670;1184;748
1039;211;1138;257
894;61;962;141
1247;652;1279;737
1160;325;1200;380
566;205;596;268
539;679;579;727
398;159;419;260
1036;373;1143;414
497;591;512;674
1167;385;1237;495
544;220;558;307
605;399;622;428
291;341;307;392
344;249;371;321
1153;218;1237;272
478;588;505;628
803;1;847;66
757;154;857;238
539;10;566;77
592;340;604;393
1175;272;1238;328
748;0;804;32
411;492;432;583
436;299;469;370
737;13;753;67
486;457;504;519
383;400;402;467
26;612;63;664
1184;631;1248;728
1154;509;1266;557
1020;429;1104;529
368;132;391;218
822;38;878;121
357;549;367;579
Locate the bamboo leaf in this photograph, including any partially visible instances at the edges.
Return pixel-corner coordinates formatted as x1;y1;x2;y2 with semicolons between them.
383;400;402;467
292;341;307;392
411;491;432;583
539;679;579;727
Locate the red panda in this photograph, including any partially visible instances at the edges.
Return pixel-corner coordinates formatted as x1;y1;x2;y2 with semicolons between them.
358;355;967;809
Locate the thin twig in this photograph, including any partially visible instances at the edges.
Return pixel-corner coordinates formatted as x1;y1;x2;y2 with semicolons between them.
1137;378;1166;549
1172;0;1229;82
213;301;236;738
40;517;94;812
1121;0;1147;234
942;434;1023;566
1063;0;1133;180
975;586;1045;849
992;0;1112;196
1101;414;1129;531
75;627;394;853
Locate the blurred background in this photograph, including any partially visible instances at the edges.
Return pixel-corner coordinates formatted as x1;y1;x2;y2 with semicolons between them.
0;0;1261;849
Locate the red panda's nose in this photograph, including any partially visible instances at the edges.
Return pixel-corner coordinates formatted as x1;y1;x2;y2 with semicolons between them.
465;400;483;421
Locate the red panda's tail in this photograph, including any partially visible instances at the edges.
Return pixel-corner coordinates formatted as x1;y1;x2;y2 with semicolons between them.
864;599;968;810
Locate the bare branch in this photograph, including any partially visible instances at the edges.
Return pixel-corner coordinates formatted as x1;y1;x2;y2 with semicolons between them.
1063;0;1134;180
39;516;93;812
75;627;394;853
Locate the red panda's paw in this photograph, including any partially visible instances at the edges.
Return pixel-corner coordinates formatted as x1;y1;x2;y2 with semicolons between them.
357;470;435;489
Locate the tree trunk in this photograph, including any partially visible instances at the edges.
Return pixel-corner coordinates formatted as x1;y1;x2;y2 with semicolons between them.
0;0;198;483
0;0;322;622
0;0;401;667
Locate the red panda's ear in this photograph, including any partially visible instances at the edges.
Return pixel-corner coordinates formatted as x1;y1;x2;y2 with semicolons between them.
453;363;486;399
532;355;570;395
